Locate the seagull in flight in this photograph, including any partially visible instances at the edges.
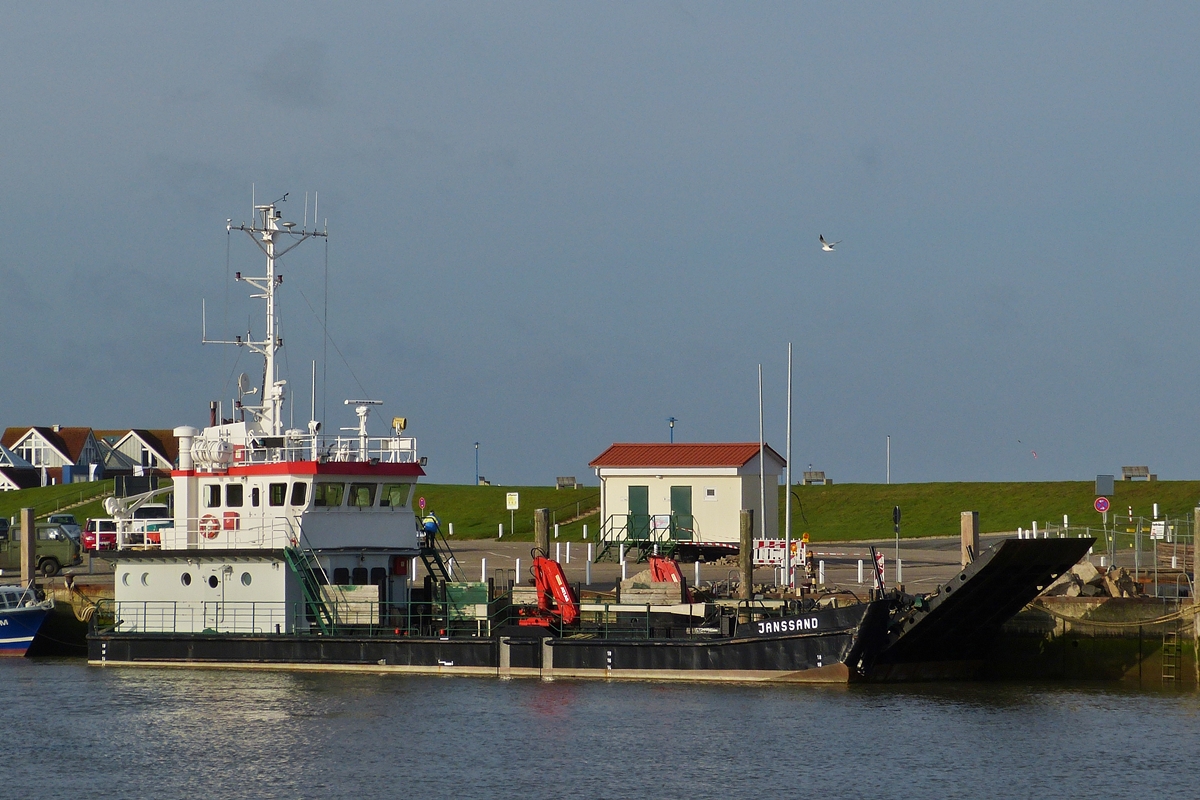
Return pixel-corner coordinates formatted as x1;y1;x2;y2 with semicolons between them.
819;235;841;252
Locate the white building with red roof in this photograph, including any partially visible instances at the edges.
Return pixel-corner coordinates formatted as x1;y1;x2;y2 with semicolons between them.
589;442;786;543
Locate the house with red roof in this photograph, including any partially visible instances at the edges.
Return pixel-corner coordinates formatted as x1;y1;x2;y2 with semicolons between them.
589;442;786;543
0;426;105;484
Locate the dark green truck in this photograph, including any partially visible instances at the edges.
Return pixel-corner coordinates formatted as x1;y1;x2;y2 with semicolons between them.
0;519;83;577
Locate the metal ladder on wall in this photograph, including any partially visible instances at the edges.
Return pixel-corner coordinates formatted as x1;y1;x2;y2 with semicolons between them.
283;546;334;634
1161;615;1181;687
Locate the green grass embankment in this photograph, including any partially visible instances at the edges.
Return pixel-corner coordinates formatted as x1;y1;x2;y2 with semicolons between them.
787;481;1200;541
0;480;118;523
414;484;600;541
7;478;1191;544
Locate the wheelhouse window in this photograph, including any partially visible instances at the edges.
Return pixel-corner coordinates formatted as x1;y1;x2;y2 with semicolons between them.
269;483;287;507
226;484;243;507
314;483;345;508
380;484;407;508
204;485;220;508
252;487;260;507
348;483;376;508
290;482;307;506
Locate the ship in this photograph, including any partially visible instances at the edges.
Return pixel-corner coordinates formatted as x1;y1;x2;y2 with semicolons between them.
87;196;1092;682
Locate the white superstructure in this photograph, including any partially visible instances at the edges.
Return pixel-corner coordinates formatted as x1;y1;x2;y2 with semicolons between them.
110;199;425;634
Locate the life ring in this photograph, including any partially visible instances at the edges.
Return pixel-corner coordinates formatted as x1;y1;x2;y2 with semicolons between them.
199;514;220;540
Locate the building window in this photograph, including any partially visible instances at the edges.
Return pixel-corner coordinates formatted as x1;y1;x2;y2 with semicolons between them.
290;482;307;506
251;487;260;507
226;484;243;507
204;485;221;508
348;483;376;508
269;483;287;506
314;483;345;507
704;487;717;501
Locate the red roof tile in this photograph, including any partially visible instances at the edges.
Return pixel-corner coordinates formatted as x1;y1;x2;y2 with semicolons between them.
589;442;785;469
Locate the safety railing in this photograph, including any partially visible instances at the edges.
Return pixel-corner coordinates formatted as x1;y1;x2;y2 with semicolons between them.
1019;517;1195;599
111;514;303;551
92;593;739;641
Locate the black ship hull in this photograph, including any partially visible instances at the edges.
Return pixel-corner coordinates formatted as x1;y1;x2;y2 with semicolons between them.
88;600;890;684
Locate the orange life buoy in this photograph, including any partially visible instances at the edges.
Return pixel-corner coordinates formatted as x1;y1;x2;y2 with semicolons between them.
199;514;220;540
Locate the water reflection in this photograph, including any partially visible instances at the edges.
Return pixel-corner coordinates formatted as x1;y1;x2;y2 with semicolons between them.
2;661;1197;800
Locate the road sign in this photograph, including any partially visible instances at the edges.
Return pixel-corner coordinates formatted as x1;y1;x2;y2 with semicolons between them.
1094;496;1110;513
506;492;519;511
893;506;901;525
418;496;426;511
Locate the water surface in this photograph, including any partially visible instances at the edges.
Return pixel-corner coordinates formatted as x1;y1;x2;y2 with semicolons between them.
4;661;1196;799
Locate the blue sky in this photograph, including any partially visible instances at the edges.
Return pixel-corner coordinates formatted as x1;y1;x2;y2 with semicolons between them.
2;3;1199;485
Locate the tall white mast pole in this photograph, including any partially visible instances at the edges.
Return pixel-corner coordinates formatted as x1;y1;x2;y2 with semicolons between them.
784;344;793;587
758;364;766;540
262;204;282;435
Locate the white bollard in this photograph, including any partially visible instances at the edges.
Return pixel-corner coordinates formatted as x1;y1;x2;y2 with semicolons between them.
1032;521;1037;539
1018;528;1023;539
556;542;561;562
566;542;571;564
857;559;864;584
818;560;825;585
588;543;593;563
694;560;700;588
1172;556;1178;569
897;557;902;584
516;557;522;583
554;523;560;539
583;524;588;540
449;522;454;537
619;544;625;564
481;557;487;583
447;558;455;581
498;522;504;539
586;559;592;585
621;561;627;581
1100;556;1106;568
1154;503;1159;519
410;557;418;585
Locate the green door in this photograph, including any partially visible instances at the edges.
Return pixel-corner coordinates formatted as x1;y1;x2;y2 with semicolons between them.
670;486;693;540
628;485;650;541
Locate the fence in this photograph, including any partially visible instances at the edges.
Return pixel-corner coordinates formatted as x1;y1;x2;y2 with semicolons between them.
1020;515;1195;598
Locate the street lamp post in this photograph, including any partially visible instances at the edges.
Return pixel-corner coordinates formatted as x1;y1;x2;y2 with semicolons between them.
474;442;479;486
667;417;676;443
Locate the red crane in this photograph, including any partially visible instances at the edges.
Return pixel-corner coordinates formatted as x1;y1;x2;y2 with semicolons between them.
518;553;580;626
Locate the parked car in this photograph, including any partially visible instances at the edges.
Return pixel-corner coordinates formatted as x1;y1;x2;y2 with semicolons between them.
46;513;82;542
83;518;118;551
0;522;82;577
131;504;172;546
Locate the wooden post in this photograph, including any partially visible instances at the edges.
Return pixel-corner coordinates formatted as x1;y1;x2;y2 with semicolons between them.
961;511;979;567
739;509;754;600
20;507;36;586
534;508;551;556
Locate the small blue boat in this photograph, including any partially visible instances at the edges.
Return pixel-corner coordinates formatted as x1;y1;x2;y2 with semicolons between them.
0;586;52;657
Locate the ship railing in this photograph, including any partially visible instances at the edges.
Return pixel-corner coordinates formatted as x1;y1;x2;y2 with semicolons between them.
112;516;302;551
228;435;419;465
92;596;728;640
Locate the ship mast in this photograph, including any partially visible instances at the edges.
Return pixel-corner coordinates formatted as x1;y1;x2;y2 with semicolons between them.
208;195;327;436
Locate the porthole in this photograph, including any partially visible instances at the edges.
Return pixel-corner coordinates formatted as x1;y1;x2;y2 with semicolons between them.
181;572;192;586
208;575;219;588
121;573;130;586
141;572;150;587
241;572;252;586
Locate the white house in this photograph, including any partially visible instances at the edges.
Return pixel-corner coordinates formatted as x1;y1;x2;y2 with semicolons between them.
589;442;786;543
0;426;104;483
